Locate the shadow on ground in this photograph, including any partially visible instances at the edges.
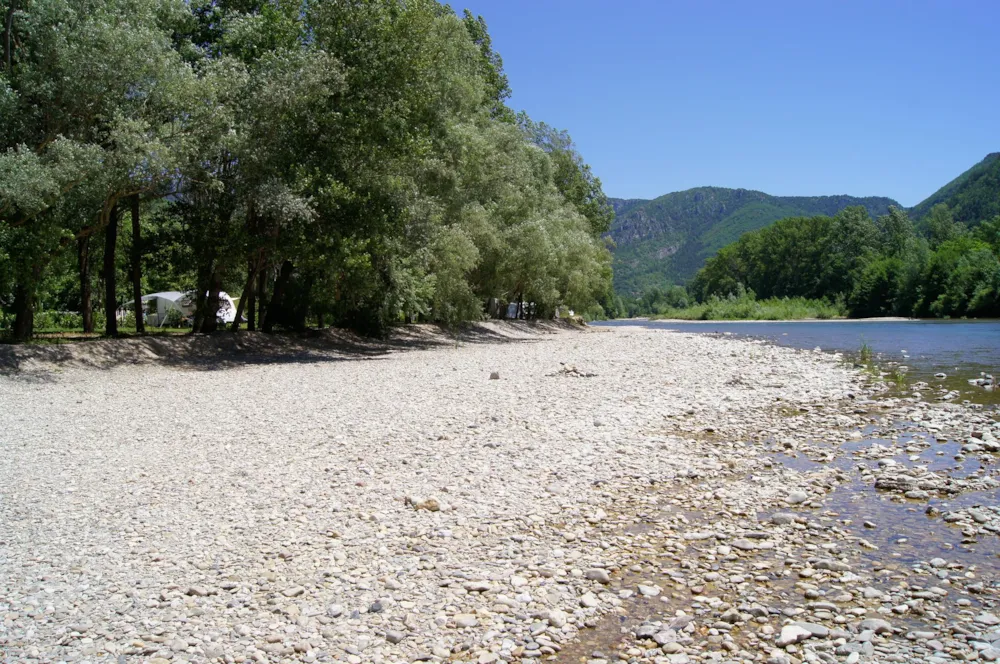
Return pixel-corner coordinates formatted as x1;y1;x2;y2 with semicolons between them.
0;320;579;375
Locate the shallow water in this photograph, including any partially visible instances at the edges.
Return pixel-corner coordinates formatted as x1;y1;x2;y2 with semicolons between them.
597;319;1000;405
555;320;1000;661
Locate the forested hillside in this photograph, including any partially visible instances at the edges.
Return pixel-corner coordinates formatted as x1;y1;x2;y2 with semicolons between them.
910;153;1000;226
688;205;1000;319
607;188;898;293
0;0;614;341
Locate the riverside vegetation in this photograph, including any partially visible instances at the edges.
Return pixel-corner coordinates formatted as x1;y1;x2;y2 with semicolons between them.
0;0;615;341
618;204;1000;320
613;153;1000;320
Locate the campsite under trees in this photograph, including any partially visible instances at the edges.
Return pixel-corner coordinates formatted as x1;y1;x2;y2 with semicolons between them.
0;0;615;340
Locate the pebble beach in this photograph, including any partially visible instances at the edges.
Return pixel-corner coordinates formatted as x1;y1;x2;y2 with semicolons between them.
1;323;997;664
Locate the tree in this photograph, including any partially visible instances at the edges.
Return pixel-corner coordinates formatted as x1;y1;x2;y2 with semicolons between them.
0;0;199;338
460;10;514;123
926;203;964;248
517;113;615;236
2;0;615;339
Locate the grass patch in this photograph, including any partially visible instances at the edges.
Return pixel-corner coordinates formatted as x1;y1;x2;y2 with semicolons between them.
651;294;847;321
858;341;873;363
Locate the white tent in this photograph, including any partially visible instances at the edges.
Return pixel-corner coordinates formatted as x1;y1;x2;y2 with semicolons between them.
137;291;237;327
140;291;194;327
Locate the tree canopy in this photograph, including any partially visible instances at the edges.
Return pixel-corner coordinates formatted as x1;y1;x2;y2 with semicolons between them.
0;0;613;339
688;205;1000;319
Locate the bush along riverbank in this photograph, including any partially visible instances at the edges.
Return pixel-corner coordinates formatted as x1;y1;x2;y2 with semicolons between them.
1;325;998;663
651;292;847;321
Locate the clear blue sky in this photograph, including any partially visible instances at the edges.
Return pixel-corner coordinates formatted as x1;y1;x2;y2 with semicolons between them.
459;0;998;206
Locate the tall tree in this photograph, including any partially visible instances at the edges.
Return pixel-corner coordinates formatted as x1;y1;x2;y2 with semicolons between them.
130;195;145;334
103;205;119;337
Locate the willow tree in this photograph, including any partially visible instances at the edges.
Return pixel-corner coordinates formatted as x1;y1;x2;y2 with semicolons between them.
0;0;198;338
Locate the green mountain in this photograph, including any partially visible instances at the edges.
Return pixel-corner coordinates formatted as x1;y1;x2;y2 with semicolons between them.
910;152;1000;225
608;187;899;293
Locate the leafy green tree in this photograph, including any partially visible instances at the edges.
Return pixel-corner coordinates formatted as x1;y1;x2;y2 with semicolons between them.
517;113;615;236
1;0;198;338
926;203;964;248
1;0;614;339
460;9;514;123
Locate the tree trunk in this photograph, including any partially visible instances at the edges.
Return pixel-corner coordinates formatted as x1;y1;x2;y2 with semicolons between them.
78;236;93;333
104;204;119;338
246;263;257;332
262;260;293;333
256;269;267;330
230;262;257;332
11;279;35;341
192;260;211;333
130;194;144;335
202;271;221;334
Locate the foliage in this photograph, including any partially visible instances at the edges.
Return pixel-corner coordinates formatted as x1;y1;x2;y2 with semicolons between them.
910;153;1000;226
686;205;1000;319
650;290;847;321
608;188;899;294
0;0;613;339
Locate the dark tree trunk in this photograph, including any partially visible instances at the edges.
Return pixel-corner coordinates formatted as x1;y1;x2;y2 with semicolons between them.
262;260;293;333
130;194;144;335
292;275;313;332
78;236;93;333
104;204;119;338
11;279;35;341
256;269;267;330
230;261;256;332
201;271;221;334
192;260;211;333
246;264;257;332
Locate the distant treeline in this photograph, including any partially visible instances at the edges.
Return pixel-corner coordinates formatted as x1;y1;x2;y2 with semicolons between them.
619;205;1000;319
0;0;614;340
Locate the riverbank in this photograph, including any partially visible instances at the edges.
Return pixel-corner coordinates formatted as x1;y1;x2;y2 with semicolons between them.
1;324;997;664
648;295;847;321
647;317;913;324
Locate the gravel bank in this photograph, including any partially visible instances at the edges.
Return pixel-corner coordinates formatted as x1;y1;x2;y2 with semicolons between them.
0;323;996;664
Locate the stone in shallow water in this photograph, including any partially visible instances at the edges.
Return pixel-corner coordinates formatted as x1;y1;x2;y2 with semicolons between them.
815;559;851;572
634;624;658;639
859;618;893;634
787;491;809;504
